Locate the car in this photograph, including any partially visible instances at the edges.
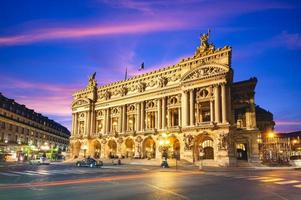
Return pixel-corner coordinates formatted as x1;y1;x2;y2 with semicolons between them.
29;157;50;165
76;158;103;168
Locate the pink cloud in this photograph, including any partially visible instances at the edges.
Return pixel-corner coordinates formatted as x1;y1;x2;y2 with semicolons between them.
274;120;301;133
0;20;184;46
0;76;81;117
275;120;301;126
0;1;290;46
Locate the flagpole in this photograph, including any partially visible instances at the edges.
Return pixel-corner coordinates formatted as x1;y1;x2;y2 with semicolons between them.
124;67;128;80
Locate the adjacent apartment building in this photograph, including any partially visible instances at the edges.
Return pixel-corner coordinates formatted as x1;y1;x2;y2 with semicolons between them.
0;93;70;160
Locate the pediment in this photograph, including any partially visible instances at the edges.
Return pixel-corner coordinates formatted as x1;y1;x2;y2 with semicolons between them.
181;64;229;82
72;98;90;107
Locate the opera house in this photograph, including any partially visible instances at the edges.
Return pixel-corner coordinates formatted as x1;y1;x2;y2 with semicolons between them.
69;32;268;166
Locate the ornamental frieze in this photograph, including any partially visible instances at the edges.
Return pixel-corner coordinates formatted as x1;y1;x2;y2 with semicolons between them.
158;76;168;88
137;82;146;93
183;66;227;82
119;86;128;96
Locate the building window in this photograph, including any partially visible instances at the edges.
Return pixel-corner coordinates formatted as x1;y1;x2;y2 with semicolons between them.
128;116;135;131
170;108;179;127
147;112;155;129
97;120;103;133
1;122;5;129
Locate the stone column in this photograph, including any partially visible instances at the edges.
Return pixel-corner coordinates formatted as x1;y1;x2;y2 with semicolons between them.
137;103;141;131
157;99;162;129
214;85;221;123
196;103;200;124
181;91;189;127
122;105;126;133
75;113;78;136
155;111;158;129
118;107;122;133
90;108;95;136
249;95;257;129
178;107;181;126
221;83;227;123
140;102;145;131
210;100;214;122
162;97;166;129
106;109;110;134
167;109;171;127
189;89;195;126
71;113;75;136
226;86;232;124
86;110;91;136
103;110;107;134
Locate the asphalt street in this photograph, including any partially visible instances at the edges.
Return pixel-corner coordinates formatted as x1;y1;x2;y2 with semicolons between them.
0;162;300;200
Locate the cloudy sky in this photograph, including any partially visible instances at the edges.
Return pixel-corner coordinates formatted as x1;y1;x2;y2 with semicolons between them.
0;0;300;132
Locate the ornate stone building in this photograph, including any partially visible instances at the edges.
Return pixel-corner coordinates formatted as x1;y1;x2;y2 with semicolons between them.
70;32;262;166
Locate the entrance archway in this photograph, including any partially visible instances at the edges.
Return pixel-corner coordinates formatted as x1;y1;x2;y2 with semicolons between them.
73;141;81;159
142;137;156;159
125;138;135;158
194;135;214;161
236;143;248;160
93;140;101;159
169;136;180;159
108;140;117;158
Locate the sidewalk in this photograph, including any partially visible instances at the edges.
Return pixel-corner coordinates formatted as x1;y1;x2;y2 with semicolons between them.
201;166;301;172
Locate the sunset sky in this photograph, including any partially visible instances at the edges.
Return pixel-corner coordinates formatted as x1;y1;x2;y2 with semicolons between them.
0;0;300;132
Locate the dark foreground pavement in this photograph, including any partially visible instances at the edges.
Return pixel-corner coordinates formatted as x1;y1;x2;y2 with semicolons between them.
0;163;301;200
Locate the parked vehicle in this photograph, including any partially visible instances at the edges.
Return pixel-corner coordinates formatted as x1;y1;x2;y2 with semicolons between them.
29;157;50;165
76;158;103;168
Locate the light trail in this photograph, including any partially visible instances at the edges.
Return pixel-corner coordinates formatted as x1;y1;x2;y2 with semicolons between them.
0;171;203;190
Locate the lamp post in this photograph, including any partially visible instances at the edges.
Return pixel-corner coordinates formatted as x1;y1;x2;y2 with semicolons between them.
267;131;275;162
159;133;170;168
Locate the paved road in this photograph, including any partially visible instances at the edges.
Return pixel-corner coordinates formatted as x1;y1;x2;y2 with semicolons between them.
0;163;300;200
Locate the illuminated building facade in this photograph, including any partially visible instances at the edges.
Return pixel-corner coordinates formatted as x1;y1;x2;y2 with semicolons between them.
70;32;263;166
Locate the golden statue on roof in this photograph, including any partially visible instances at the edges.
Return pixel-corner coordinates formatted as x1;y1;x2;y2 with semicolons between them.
194;29;215;57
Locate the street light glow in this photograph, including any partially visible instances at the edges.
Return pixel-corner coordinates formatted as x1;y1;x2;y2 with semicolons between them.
267;132;275;138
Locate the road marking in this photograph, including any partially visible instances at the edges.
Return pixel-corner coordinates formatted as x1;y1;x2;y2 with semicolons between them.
102;166;122;169
260;178;284;182
12;171;39;176
293;184;301;188
26;170;49;175
145;183;190;200
275;180;300;185
0;172;20;176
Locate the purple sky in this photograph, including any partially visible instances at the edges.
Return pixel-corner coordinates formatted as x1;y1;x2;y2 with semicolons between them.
0;0;301;133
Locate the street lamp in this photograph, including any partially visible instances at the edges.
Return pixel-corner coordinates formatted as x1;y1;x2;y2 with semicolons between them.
159;133;170;168
40;142;50;151
268;132;275;139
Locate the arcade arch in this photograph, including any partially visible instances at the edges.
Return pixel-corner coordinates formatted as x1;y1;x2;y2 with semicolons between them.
108;139;117;158
124;138;135;158
194;134;214;161
142;137;156;159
